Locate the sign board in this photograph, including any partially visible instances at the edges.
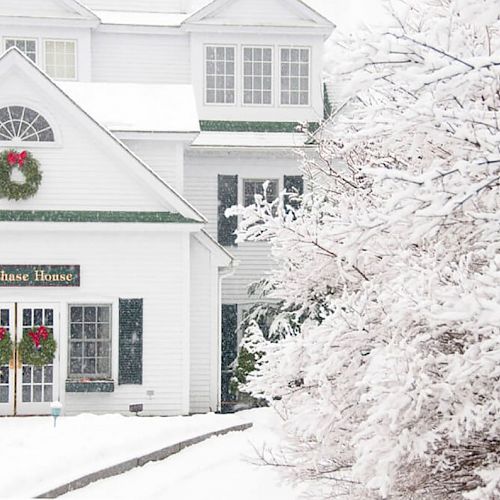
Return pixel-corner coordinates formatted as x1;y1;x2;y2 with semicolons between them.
0;265;80;287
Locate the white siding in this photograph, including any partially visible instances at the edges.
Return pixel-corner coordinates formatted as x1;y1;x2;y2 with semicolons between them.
0;229;189;416
124;140;185;193
91;32;190;84
189;235;216;413
0;71;176;212
185;149;301;304
81;0;183;12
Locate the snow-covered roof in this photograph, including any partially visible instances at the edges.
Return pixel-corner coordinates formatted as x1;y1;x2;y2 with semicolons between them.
192;131;309;148
94;10;189;27
58;82;200;133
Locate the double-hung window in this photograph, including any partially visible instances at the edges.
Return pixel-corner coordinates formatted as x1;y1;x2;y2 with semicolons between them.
280;48;310;106
69;305;112;379
205;46;235;104
44;40;77;80
243;179;279;207
4;38;37;63
243;47;273;105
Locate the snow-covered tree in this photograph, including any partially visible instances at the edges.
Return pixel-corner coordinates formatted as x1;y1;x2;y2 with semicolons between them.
228;0;500;497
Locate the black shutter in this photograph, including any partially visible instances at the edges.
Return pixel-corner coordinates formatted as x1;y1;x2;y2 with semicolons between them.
118;298;143;385
218;175;238;246
284;175;304;211
221;304;238;403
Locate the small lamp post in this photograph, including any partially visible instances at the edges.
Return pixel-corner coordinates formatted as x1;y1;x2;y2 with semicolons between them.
50;401;62;428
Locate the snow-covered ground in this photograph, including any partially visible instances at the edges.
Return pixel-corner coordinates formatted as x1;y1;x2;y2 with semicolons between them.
62;408;301;500
0;410;258;499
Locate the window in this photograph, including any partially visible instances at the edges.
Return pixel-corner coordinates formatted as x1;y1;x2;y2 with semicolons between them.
243;179;279;207
69;305;112;379
280;48;310;106
243;47;273;105
205;46;235;104
44;40;76;80
4;38;37;63
0;106;54;142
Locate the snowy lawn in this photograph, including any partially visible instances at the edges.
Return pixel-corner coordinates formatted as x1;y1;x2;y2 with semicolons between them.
62;408;301;500
0;411;255;499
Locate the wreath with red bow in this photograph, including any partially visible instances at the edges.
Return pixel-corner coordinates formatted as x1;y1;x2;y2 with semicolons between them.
0;149;42;201
18;326;57;367
0;327;13;366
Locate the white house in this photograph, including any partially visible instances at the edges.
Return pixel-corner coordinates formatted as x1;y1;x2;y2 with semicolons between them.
0;0;334;414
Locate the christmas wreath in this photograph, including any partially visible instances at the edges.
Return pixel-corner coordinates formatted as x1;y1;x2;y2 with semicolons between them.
0;327;13;366
18;326;57;367
0;149;42;201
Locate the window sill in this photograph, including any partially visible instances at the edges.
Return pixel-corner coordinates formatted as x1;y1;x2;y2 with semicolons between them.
65;380;115;393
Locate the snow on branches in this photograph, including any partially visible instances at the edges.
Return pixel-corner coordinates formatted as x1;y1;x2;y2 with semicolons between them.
229;0;500;498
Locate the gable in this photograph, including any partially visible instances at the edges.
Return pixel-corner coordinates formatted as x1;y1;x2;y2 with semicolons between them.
0;0;97;20
0;50;204;222
186;0;334;28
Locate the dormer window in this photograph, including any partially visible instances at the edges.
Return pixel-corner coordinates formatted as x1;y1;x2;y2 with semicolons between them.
205;46;235;105
0;106;54;142
44;40;77;80
280;48;310;106
4;39;37;63
243;47;273;106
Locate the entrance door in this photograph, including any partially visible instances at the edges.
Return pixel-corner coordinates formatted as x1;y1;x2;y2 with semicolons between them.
0;303;59;416
0;304;15;416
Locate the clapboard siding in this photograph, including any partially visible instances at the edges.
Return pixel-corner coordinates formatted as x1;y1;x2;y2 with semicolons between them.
185;150;301;304
0;230;188;416
189;235;214;413
124;140;184;193
91;32;191;84
0;72;174;212
81;0;183;12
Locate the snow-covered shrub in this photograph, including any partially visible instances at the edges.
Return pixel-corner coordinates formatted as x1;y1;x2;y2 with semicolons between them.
228;0;500;497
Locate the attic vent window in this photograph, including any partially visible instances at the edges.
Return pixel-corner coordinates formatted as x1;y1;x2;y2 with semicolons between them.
0;106;55;142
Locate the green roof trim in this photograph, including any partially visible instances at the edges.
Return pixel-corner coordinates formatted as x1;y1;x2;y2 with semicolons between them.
0;210;199;224
200;120;320;133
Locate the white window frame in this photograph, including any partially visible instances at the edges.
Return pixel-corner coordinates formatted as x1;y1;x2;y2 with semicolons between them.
3;37;38;63
43;39;78;81
241;45;274;107
204;44;237;106
67;304;113;380
279;46;311;108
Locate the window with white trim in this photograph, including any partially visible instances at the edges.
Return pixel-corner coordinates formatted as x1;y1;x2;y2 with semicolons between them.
205;46;235;104
243;47;273;105
280;48;310;106
44;40;76;80
4;38;37;63
68;305;112;379
243;179;279;207
0;106;54;142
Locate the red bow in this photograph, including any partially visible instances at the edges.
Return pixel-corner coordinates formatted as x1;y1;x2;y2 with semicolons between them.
29;326;49;348
0;327;6;341
7;151;27;168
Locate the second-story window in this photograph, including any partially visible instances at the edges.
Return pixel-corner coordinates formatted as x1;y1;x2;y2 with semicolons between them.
280;48;310;106
44;40;77;80
243;47;273;105
4;38;37;63
205;46;235;105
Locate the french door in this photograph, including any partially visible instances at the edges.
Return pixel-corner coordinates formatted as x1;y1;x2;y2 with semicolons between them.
0;303;59;416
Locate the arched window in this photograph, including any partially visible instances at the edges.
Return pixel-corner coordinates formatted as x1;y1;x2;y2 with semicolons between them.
0;106;54;142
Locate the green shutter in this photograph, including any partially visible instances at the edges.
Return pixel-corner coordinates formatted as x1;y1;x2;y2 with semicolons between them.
218;175;238;247
118;299;143;385
221;304;238;403
284;175;304;211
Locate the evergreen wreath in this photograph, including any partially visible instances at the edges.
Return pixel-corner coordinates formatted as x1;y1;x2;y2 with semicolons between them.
0;327;13;366
0;149;42;201
18;326;57;367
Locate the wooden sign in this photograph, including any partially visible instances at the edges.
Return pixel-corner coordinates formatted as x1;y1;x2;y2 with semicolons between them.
0;265;80;287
